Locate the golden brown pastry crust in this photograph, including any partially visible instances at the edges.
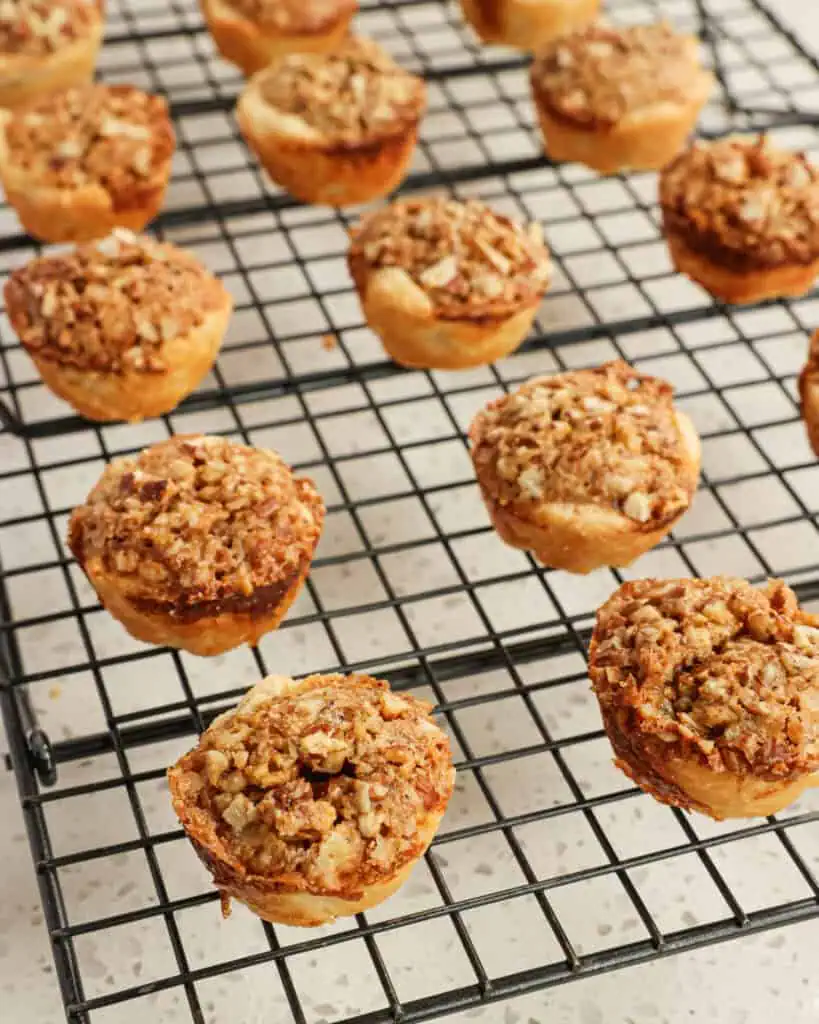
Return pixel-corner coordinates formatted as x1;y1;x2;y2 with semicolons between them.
660;135;819;304
799;329;819;457
460;0;599;51
0;83;174;242
68;435;324;656
237;37;425;206
347;197;551;369
5;231;232;422
468;360;700;573
530;21;713;174
0;1;104;109
168;673;455;925
202;0;358;75
589;577;819;819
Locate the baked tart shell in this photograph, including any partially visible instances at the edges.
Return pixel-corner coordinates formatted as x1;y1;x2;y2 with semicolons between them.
471;408;700;574
0;19;104;110
238;86;419;207
25;302;231;423
460;0;599;50
666;228;819;305
180;808;445;926
202;0;356;75
79;552;313;656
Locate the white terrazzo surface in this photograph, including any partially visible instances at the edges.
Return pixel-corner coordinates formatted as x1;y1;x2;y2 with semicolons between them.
3;0;819;1021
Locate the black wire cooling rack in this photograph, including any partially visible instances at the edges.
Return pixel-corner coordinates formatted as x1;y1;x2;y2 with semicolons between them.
2;0;819;1021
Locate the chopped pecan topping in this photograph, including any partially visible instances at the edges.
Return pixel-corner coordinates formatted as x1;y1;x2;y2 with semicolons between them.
169;673;454;889
258;36;425;144
0;0;99;56
660;135;819;269
5;231;229;374
531;21;709;129
226;0;356;33
68;436;324;610
3;84;174;200
590;577;819;781
469;360;697;526
349;198;551;319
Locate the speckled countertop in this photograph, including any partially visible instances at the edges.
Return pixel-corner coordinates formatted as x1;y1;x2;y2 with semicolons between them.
3;1;819;1022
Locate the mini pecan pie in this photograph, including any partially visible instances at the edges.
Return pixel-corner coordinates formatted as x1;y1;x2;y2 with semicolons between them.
0;0;104;109
590;576;819;819
799;330;819;457
68;436;325;656
460;0;599;52
5;230;232;422
0;83;175;242
530;21;713;174
468;360;700;573
201;0;358;75
347;197;551;369
237;37;425;207
168;672;455;926
660;135;819;304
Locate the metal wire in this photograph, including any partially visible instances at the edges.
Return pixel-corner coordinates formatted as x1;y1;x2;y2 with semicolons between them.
2;0;819;1021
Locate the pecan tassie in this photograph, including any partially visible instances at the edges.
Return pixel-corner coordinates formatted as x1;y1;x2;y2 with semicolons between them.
660;135;819;271
590;576;819;819
348;197;551;320
256;36;426;146
168;673;455;925
470;360;697;526
68;436;324;654
531;21;707;129
5;230;228;374
2;82;173;197
0;0;101;55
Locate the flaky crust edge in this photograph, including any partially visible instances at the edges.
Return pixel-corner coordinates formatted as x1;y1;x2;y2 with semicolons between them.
173;802;447;926
11;294;233;422
347;264;542;369
75;549;315;656
459;0;599;50
468;409;700;574
0;17;104;110
588;579;819;819
531;76;713;175
0;108;174;243
666;228;819;305
202;0;357;75
237;77;422;206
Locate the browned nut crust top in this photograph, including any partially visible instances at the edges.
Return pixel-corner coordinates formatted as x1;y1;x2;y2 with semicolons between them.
5;230;229;374
348;197;551;319
257;36;426;146
469;360;697;527
590;577;819;804
169;673;455;894
3;83;175;203
0;0;100;55
660;135;819;271
530;21;708;129
68;435;325;613
225;0;357;34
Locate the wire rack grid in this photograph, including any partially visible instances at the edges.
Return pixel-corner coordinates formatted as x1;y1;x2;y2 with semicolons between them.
2;0;819;1021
